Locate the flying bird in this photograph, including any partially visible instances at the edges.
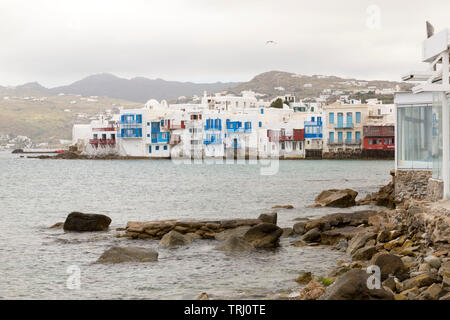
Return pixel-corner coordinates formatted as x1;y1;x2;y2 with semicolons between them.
426;21;434;38
266;40;277;45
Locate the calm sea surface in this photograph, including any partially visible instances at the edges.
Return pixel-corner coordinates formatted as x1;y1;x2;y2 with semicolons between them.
0;152;394;299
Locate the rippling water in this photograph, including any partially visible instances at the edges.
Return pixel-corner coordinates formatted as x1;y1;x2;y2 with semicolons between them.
0;152;394;299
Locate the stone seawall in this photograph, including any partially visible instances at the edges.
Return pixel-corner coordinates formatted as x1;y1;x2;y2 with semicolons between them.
395;170;432;202
322;149;394;160
125;218;264;240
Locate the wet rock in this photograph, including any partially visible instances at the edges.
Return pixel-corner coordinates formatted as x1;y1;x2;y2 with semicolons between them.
352;245;377;261
257;212;277;225
371;253;409;281
334;238;348;252
49;222;64;229
96;246;158;263
305;210;379;233
302;228;321;243
347;231;377;255
295;272;312;284
314;189;358;208
197;292;209;300
185;232;202;240
215;236;253;253
321;226;363;245
281;227;294;237
243;223;283;248
63;212;112;232
271;205;294;209
319;269;394;300
298;281;326;300
215;226;251;241
159;230;191;247
293;222;307;235
291;240;307;247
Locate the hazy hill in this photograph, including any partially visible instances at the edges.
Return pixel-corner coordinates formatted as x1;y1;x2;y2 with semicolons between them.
228;71;412;100
49;73;240;102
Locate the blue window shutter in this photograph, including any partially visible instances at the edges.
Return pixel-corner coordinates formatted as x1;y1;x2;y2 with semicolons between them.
356;112;361;123
329;113;334;124
259;121;262;127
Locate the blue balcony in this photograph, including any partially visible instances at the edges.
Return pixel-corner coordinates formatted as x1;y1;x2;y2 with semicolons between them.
151;132;170;143
204;119;222;131
119;128;142;138
204;138;223;145
120;114;142;125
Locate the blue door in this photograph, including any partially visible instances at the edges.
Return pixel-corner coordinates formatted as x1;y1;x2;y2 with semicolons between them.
355;131;361;143
149;145;152;153
346;132;352;144
338;132;343;143
337;113;343;128
346;113;352;127
329;132;334;143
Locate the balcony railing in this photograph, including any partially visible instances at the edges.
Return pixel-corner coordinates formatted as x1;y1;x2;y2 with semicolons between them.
204;138;223;145
119;120;142;125
226;127;251;133
204;125;222;131
329;139;361;146
164;122;185;130
335;123;354;129
89;139;116;145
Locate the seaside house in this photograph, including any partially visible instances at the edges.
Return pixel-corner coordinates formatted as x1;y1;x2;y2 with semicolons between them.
304;113;323;158
322;102;368;156
396;25;449;201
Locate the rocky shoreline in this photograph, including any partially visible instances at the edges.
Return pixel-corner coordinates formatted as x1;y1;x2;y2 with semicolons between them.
52;175;449;300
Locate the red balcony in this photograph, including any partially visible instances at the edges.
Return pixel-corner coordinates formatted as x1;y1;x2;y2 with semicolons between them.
268;129;304;142
164;120;185;130
89;139;116;146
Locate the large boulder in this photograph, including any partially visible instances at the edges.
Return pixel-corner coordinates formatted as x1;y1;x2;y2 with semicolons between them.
63;212;112;231
96;246;158;263
159;230;191;247
314;189;358;208
215;236;253;252
319;269;394;300
257;212;277;225
215;226;251;241
243;223;283;248
304;211;379;232
371;253;409;281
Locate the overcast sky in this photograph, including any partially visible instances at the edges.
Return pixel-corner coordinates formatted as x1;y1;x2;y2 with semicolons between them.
0;0;449;87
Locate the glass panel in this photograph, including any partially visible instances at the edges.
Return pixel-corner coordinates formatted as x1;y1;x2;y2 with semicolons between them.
397;104;432;169
432;93;443;179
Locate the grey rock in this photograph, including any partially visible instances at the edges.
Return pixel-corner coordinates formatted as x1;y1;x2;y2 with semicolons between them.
96;246;158;263
159;230;191;247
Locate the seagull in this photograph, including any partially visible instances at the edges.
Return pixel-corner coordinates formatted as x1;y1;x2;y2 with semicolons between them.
266;40;277;45
426;21;434;38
